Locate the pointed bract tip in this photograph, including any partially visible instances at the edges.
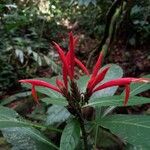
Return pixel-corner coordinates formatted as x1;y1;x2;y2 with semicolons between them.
123;85;130;106
91;50;104;79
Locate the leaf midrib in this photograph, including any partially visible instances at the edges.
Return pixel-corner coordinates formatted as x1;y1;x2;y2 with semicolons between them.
102;120;150;129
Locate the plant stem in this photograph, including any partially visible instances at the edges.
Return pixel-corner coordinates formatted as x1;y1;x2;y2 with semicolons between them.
68;81;88;149
94;125;98;150
78;117;88;150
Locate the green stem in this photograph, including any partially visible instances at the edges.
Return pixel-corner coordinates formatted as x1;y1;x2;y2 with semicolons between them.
94;125;98;150
79;118;88;150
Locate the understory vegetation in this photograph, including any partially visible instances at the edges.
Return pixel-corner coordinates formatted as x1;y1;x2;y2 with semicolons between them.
0;0;150;150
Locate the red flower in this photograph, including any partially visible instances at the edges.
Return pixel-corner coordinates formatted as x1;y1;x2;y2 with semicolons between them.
85;48;149;105
19;32;150;105
19;32;89;103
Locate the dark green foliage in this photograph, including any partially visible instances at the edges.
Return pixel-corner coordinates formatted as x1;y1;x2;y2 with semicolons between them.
129;0;150;45
0;1;61;91
0;0;149;91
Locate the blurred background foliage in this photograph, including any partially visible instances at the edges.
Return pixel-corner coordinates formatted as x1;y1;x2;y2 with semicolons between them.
0;0;149;92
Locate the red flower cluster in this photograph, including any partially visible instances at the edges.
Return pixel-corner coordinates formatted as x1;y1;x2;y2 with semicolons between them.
19;32;89;104
19;32;149;105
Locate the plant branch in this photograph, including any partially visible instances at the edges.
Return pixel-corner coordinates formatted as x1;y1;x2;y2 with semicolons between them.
86;0;125;68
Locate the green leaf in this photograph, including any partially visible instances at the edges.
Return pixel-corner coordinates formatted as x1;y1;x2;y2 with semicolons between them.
84;96;150;107
60;119;80;150
0;91;31;106
36;86;61;98
98;115;150;148
46;105;70;125
2;128;37;150
90;64;123;99
125;143;146;150
41;97;68;106
15;49;24;63
0;106;18;117
32;51;42;66
0;106;34;128
0;106;58;149
43;55;61;74
2;127;57;150
77;75;89;93
84;0;92;6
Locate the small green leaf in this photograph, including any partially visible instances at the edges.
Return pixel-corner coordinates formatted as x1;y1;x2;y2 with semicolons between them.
98;115;150;148
60;119;80;150
84;96;150;107
0;91;31;106
46;105;70;125
77;75;89;92
0;106;18;117
41;97;68;106
15;49;24;63
43;55;61;73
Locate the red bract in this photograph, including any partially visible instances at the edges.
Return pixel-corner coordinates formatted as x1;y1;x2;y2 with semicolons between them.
90;51;103;79
93;78;149;92
62;64;68;89
19;79;61;103
56;78;65;90
75;58;89;75
52;41;71;83
87;65;110;91
19;79;61;92
87;50;104;91
124;85;130;106
69;32;75;79
31;85;39;104
90;78;150;106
